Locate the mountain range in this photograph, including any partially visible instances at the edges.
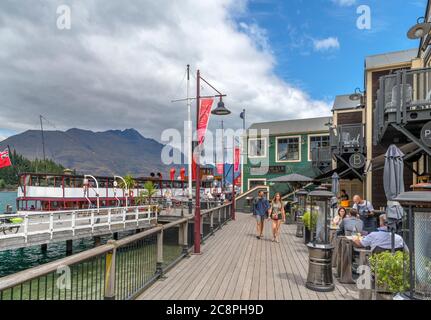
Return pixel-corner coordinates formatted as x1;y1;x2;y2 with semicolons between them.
0;128;181;176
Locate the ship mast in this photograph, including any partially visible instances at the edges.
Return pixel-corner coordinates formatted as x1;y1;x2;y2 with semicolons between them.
40;115;47;172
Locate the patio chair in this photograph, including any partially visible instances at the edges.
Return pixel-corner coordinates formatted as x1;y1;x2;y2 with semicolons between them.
385;84;413;113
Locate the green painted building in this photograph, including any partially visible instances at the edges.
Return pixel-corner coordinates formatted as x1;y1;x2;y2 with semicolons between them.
242;116;331;197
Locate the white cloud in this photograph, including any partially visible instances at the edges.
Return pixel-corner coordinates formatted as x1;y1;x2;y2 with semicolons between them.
313;37;340;52
331;0;357;6
0;0;331;142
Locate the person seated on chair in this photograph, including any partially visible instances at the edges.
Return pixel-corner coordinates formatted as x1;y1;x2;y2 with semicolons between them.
337;209;363;236
353;214;405;253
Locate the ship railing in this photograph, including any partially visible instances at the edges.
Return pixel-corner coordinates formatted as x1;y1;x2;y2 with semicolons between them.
0;205;158;243
0;202;233;300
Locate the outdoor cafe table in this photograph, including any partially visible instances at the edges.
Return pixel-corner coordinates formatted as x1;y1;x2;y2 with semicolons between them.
333;236;356;284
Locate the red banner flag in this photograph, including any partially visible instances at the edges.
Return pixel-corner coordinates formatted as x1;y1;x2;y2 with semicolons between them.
170;168;176;181
216;163;223;175
197;98;214;145
0;148;12;169
180;168;186;181
234;147;240;172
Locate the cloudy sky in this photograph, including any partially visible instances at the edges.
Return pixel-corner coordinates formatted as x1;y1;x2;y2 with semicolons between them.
0;0;426;143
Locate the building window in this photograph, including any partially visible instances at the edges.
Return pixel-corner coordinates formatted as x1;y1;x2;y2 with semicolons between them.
276;136;301;162
308;135;330;161
248;138;266;158
248;179;266;190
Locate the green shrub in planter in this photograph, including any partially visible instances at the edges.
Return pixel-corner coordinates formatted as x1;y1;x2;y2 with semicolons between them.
302;211;318;231
369;251;409;294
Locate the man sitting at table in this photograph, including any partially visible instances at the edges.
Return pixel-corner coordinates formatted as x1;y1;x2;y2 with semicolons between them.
337;209;363;236
353;214;405;253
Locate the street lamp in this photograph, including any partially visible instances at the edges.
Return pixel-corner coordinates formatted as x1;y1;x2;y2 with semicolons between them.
84;175;100;210
114;176;128;209
306;186;335;293
407;17;431;40
395;191;431;300
349;88;365;109
194;69;231;254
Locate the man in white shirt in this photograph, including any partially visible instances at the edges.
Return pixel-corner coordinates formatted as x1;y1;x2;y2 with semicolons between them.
353;214;405;253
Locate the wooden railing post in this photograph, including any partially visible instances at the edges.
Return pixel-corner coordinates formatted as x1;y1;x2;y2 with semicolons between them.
210;211;214;236
156;229;164;275
72;211;76;236
180;221;189;255
23;213;29;243
104;240;117;300
218;208;222;229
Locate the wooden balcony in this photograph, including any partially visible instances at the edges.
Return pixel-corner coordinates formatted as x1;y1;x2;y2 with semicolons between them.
374;67;431;146
331;124;365;155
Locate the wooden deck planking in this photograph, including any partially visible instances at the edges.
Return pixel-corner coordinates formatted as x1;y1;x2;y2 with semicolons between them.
138;213;358;300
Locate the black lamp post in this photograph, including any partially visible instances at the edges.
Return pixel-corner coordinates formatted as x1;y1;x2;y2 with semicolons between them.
194;70;230;255
305;186;335;292
395;191;431;300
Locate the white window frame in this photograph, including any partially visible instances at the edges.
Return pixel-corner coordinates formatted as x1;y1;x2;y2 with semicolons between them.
308;133;330;162
275;136;301;163
248;137;267;159
247;178;267;190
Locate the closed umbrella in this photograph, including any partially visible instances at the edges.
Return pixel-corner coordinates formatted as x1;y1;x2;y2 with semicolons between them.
383;144;405;252
331;173;340;218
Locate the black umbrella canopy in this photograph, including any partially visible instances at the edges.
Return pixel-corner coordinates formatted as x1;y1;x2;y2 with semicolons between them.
269;173;314;183
384;144;405;220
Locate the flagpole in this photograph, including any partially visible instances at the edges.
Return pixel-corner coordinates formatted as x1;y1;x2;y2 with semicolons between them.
187;65;193;216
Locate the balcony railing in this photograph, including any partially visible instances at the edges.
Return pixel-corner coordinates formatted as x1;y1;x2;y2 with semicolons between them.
330;124;365;155
375;67;431;143
311;146;332;171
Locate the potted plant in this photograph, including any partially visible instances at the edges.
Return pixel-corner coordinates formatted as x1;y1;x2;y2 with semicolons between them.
302;210;317;244
137;181;158;205
369;251;409;300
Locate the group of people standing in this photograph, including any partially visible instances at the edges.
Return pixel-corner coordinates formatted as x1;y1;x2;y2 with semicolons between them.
252;191;286;243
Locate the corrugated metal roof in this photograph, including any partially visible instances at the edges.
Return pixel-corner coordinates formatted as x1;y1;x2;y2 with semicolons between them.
248;116;331;136
365;48;417;70
332;94;361;111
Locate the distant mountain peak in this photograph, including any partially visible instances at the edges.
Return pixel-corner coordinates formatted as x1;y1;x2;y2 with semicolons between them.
0;127;179;176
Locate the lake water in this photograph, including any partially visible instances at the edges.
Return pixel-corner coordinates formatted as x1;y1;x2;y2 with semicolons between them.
0;191;16;212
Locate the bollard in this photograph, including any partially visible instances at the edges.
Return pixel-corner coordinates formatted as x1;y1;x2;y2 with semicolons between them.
156;230;164;275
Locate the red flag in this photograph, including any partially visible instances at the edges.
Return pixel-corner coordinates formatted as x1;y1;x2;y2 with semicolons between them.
234;147;240;172
216;163;223;175
180;168;186;181
197;98;214;145
170;168;176;181
0;148;12;169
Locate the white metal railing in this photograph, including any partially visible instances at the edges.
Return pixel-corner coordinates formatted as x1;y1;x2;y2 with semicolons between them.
0;206;158;243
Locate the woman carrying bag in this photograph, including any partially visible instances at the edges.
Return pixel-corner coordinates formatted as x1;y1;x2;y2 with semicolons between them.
268;193;286;243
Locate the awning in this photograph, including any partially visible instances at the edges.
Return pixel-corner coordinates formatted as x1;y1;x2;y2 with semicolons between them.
314;165;350;181
269;173;314;183
369;142;423;172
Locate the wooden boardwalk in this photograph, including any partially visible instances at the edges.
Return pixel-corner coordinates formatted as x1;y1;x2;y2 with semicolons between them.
138;213;358;300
